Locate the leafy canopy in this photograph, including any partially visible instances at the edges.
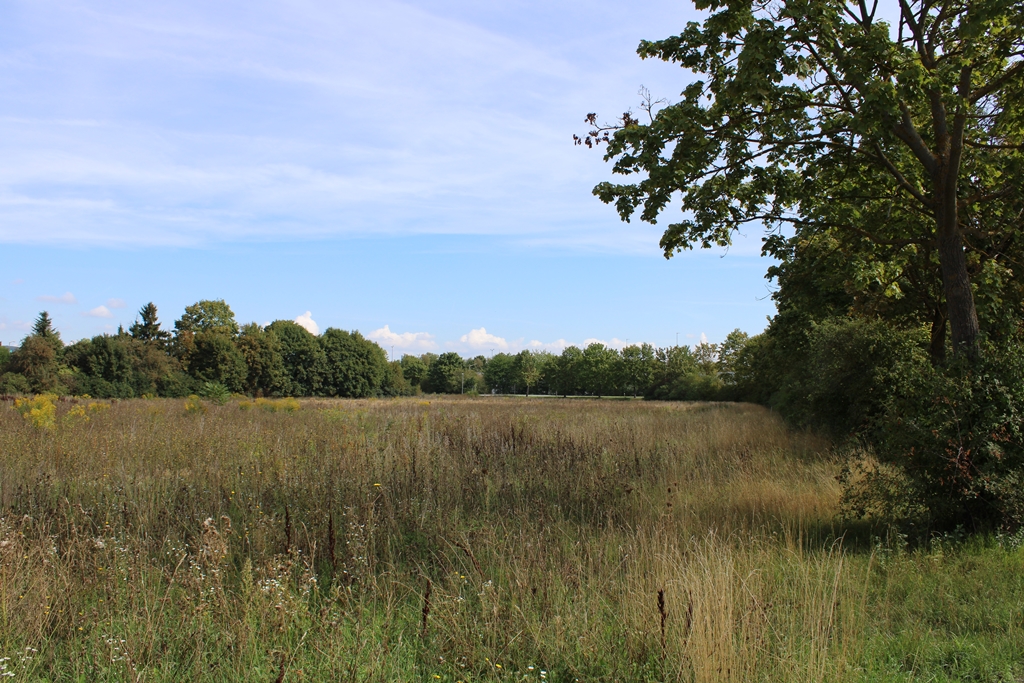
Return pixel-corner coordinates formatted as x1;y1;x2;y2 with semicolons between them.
583;0;1024;354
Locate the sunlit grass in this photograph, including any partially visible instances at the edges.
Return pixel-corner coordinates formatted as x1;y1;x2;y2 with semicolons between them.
1;396;1022;681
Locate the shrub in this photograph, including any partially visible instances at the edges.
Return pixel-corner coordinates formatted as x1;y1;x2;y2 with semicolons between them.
184;394;207;414
865;341;1024;532
13;394;58;430
252;397;300;413
198;381;231;405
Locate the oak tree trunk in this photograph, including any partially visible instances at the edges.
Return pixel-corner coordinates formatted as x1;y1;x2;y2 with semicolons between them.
934;176;980;359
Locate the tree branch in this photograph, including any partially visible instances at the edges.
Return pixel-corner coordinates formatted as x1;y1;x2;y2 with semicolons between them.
970;60;1024;103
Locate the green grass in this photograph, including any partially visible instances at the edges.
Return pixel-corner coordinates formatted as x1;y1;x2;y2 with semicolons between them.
1;396;1022;681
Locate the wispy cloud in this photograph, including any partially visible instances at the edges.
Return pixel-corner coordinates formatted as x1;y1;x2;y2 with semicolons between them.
0;0;701;251
369;325;437;351
84;305;114;318
36;291;77;304
106;298;127;309
294;311;319;335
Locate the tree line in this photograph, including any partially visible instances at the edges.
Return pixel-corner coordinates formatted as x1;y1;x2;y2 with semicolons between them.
0;300;756;400
0;301;390;399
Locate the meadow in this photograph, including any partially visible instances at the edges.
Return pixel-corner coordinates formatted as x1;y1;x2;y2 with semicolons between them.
1;396;1023;682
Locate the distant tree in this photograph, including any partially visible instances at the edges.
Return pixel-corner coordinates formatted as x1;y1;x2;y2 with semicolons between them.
8;335;63;393
320;328;388;398
64;336;138;398
236;323;289;396
424;352;465;394
186;332;248;392
513;351;540;396
581;343;620;396
716;329;751;391
620;343;656;397
32;311;63;353
551;346;584;397
384;361;413;396
483;353;517;394
400;354;429;390
130;302;171;346
267;320;326;396
175;300;239;337
694;342;719;377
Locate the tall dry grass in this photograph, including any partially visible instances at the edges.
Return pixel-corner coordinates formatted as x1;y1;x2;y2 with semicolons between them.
0;396;1005;681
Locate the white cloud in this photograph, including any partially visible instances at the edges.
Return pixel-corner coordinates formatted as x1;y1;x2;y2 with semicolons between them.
527;338;570;352
36;291;77;304
699;332;709;345
106;298;127;309
582;337;631;350
459;327;508;350
294;311;319;335
84;305;114;318
368;324;436;351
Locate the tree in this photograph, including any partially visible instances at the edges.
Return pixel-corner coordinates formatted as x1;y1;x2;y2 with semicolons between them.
8;335;63;393
551;346;584;397
267;320;326;396
175;300;239;337
236;323;289;396
483;353;517;394
64;335;141;398
319;328;388;398
186;332;248;392
424;352;465;394
620;343;656;397
31;311;63;354
583;0;1024;358
130;302;171;346
581;343;621;396
513;351;540;396
400;354;429;390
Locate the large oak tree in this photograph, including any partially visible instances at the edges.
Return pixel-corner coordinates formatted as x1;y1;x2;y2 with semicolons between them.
582;0;1024;358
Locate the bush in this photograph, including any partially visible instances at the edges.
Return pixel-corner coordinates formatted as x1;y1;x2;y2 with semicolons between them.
13;394;58;430
794;318;930;436
865;341;1024;532
198;381;231;405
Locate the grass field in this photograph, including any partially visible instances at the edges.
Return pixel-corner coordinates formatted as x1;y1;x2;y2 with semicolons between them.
2;396;1023;681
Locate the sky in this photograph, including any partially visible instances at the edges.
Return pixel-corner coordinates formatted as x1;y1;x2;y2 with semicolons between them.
0;0;779;356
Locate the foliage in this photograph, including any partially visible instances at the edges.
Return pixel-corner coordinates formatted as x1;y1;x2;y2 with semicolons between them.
267;320;326;396
320;328;388;398
129;302;171;346
399;354;428;390
12;393;57;429
512;350;540;396
585;0;1024;357
183;394;207;414
198;381;231;405
236;323;289;397
866;340;1024;531
8;335;64;394
620;343;656;397
423;351;466;394
483;353;517;393
174;299;240;337
186;332;248;393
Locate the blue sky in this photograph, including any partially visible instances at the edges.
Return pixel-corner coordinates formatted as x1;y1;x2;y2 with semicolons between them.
1;0;778;356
